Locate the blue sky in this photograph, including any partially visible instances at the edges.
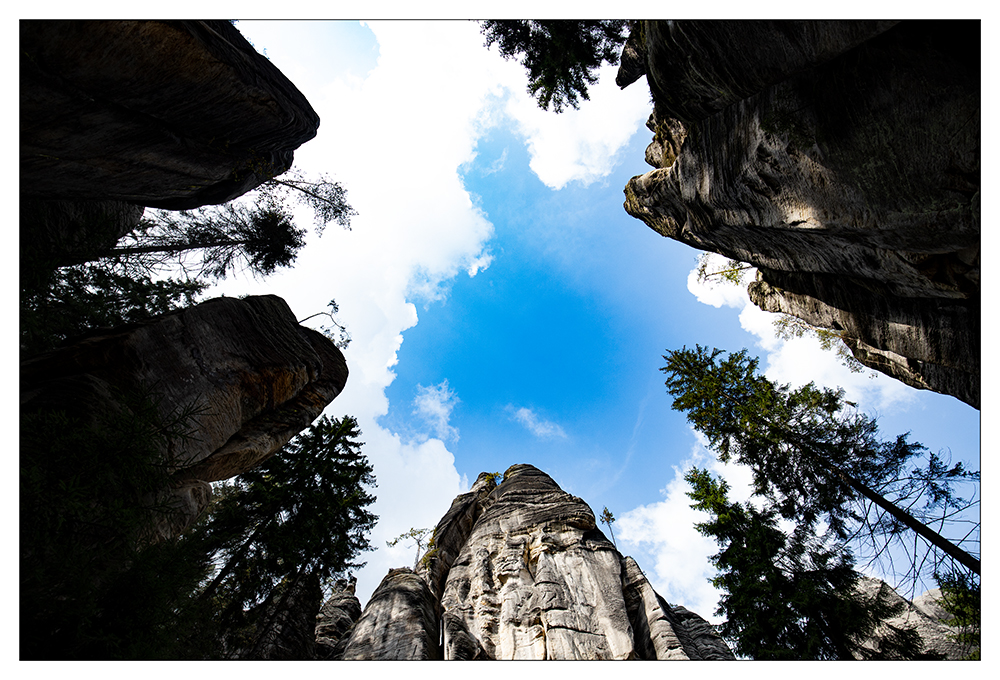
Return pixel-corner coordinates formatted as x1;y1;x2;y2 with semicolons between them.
207;20;981;617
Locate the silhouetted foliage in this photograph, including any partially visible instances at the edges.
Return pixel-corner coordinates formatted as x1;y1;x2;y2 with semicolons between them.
480;20;631;112
193;415;376;657
599;506;617;548
20;263;205;356
107;201;306;280
934;570;981;659
686;468;928;659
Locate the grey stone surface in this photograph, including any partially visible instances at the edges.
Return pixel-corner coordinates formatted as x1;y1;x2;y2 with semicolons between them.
853;577;974;660
336;568;442;660
315;578;363;659
620;20;980;408
339;464;732;660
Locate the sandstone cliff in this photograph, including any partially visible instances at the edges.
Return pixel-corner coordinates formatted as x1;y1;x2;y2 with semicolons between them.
20;20;319;210
619;21;980;408
319;465;735;660
21;294;348;540
853;577;974;660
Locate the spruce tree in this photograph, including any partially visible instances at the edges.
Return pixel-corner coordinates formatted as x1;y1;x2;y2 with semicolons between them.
662;345;980;584
193;415;377;657
686;468;928;659
480;20;630;112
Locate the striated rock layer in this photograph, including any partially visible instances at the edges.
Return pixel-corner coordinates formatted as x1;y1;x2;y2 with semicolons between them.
20;294;348;539
620;21;980;408
20;20;319;209
327;465;734;660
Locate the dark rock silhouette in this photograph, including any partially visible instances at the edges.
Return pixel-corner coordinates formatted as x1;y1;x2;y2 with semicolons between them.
21;294;348;540
20;20;319;210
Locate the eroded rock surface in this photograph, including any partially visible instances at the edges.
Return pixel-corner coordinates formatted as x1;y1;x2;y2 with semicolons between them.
338;464;731;660
314;578;363;659
20;20;319;209
20;294;348;538
336;569;442;660
620;21;980;407
853;577;974;660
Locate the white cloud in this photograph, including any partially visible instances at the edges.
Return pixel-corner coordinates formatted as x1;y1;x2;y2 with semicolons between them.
503;62;652;190
687;253;916;411
616;431;756;623
413;380;460;442
506;405;568;439
201;21;517;605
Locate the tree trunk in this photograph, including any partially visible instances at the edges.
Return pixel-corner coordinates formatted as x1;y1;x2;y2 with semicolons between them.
198;520;270;603
107;238;244;257
825;463;980;575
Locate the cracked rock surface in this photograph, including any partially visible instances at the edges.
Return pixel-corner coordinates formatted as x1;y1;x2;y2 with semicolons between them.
333;464;733;660
620;20;980;408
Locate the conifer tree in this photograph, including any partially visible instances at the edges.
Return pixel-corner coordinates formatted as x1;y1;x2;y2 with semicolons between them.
194;415;377;657
686;468;928;659
480;20;630;112
662;345;980;585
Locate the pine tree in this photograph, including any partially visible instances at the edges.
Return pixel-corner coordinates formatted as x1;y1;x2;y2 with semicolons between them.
20;262;205;356
480;20;630;112
662;345;980;585
686;468;927;659
193;415;377;657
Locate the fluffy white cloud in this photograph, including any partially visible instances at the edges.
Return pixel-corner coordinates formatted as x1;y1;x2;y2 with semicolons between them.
202;21;514;605
413;380;460;443
616;432;756;623
503;61;652;190
506;405;568;439
687;253;916;411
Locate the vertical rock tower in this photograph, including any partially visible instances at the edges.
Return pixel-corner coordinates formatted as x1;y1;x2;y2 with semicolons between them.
320;464;733;660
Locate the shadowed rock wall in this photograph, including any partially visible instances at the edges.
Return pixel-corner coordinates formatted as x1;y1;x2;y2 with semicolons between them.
20;20;319;210
620;20;979;407
20;294;348;539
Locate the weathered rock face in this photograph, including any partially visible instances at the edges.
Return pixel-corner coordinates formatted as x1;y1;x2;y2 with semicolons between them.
315;579;363;659
20;294;348;538
330;465;734;660
20;20;319;209
854;577;975;660
337;568;443;660
621;21;980;408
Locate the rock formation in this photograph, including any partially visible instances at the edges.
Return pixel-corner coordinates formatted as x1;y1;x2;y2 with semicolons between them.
315;578;363;659
20;294;348;539
853;577;975;660
320;464;735;660
20;20;319;210
619;21;980;408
